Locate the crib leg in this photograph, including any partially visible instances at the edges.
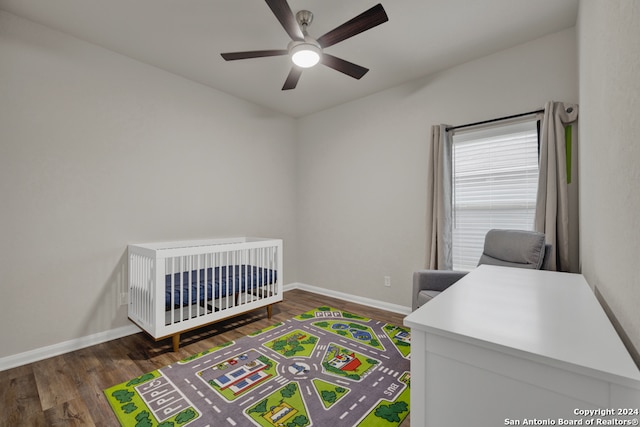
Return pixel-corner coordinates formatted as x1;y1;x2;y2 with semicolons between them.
172;334;180;352
267;304;273;319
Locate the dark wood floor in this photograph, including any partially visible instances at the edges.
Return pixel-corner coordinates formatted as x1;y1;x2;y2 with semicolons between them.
0;289;411;426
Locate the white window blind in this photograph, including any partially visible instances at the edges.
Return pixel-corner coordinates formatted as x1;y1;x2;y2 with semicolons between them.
452;120;539;271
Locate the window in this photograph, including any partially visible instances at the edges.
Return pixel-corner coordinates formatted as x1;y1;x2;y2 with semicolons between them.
452;120;539;271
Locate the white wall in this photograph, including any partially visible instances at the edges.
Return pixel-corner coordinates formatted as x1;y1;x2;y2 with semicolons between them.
578;1;640;357
0;11;297;359
296;28;578;308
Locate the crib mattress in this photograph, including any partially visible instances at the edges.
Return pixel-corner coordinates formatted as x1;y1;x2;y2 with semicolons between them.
165;265;277;309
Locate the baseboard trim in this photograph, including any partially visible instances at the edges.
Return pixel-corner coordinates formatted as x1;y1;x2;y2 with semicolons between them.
285;282;412;315
1;283;410;372
0;324;142;372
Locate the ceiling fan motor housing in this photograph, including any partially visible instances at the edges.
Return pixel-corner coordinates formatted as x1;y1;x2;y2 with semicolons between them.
296;10;314;30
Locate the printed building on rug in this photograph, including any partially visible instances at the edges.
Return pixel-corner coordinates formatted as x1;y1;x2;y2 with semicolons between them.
328;349;361;372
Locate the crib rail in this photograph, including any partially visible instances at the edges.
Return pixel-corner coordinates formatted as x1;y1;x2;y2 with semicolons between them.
128;237;283;340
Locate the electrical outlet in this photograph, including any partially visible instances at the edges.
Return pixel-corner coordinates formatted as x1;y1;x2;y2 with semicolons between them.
119;292;128;306
384;276;391;287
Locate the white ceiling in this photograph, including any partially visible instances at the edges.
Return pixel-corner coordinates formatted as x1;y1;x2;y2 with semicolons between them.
0;0;579;117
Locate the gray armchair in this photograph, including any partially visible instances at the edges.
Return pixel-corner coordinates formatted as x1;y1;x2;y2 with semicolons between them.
412;229;550;311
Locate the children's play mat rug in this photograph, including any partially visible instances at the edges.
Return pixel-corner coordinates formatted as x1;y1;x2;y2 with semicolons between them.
105;306;411;427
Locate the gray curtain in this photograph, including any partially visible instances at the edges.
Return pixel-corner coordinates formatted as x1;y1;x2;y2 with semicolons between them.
535;101;579;272
425;124;453;269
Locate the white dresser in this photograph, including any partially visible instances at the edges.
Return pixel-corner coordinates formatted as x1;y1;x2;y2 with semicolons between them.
404;265;640;427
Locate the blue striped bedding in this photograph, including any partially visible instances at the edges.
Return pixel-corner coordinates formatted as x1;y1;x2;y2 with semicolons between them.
165;265;277;308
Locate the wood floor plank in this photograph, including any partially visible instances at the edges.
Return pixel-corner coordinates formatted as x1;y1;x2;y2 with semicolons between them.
0;410;47;427
32;355;81;411
0;290;410;426
0;363;32;383
43;398;96;426
0;370;47;427
76;371;123;427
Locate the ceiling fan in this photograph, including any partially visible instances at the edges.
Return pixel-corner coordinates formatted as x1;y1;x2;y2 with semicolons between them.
221;0;388;90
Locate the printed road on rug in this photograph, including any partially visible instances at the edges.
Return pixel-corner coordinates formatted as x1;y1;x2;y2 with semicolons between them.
105;306;411;427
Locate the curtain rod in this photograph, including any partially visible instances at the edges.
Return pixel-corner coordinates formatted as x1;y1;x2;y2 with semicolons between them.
445;108;544;133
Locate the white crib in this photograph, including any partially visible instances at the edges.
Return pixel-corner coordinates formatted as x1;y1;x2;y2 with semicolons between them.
128;237;283;351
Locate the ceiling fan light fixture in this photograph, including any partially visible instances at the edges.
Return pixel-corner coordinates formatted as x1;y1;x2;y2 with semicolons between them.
290;43;321;68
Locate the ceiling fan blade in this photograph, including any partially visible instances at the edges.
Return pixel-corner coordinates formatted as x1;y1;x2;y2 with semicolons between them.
321;54;369;80
265;0;304;41
316;3;388;49
221;49;288;61
282;67;302;90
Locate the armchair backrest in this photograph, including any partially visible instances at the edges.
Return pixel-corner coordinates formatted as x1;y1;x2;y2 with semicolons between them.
478;229;547;270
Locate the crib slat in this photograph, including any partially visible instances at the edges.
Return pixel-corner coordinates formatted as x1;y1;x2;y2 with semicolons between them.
232;250;237;306
222;252;225;310
171;257;176;326
239;250;244;306
196;255;201;318
144;255;148;325
262;247;267;300
186;256;190;321
228;251;231;308
249;248;255;302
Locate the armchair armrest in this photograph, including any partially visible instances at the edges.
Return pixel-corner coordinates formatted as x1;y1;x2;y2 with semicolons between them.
412;269;467;310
